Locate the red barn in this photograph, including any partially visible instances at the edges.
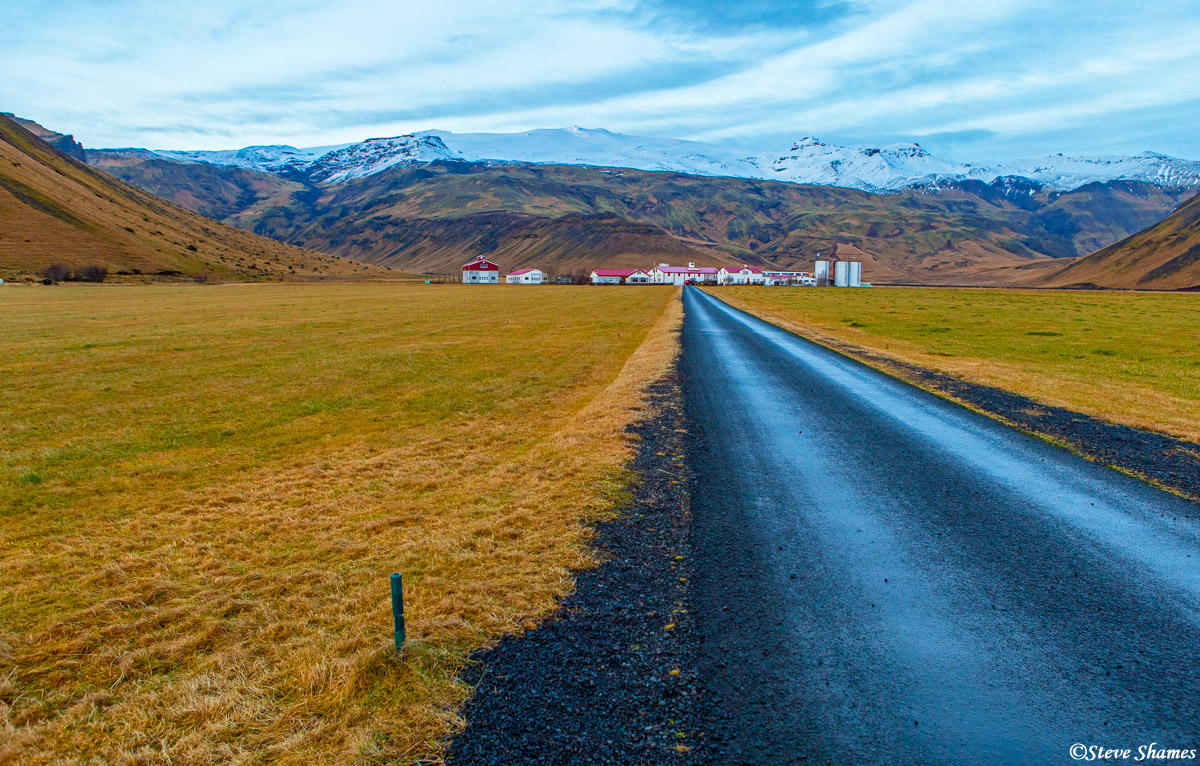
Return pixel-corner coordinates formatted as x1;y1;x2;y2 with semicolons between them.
462;257;499;284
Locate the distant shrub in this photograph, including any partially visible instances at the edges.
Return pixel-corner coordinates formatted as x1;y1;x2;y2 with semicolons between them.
39;263;71;282
38;264;108;282
75;265;107;282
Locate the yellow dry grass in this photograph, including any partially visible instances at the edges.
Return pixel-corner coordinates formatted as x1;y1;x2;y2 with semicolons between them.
0;282;681;764
712;286;1200;443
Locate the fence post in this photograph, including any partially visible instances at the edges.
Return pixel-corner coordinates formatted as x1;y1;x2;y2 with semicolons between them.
391;573;406;651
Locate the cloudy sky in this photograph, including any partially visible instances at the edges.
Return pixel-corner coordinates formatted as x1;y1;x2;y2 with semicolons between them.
4;0;1199;160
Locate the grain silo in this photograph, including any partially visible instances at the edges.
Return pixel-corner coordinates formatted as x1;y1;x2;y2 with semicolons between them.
814;260;830;285
834;261;850;287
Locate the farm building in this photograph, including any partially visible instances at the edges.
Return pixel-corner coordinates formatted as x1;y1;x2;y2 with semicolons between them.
590;268;651;285
719;266;766;285
506;268;548;284
462;257;500;284
649;264;720;285
762;271;812;285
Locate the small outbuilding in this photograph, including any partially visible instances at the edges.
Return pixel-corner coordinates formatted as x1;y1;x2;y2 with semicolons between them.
462;257;500;284
506;268;548;284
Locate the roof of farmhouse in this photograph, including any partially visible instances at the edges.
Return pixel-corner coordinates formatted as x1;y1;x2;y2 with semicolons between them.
591;268;644;277
507;268;538;275
656;266;720;274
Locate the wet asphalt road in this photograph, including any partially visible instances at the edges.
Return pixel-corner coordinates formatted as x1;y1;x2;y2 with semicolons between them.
682;287;1200;765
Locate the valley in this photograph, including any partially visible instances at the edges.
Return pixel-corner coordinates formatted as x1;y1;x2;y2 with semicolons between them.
89;150;1198;286
2;110;1195;289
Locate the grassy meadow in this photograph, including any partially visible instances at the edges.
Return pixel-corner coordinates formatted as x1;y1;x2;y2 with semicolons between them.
0;282;679;764
713;286;1200;443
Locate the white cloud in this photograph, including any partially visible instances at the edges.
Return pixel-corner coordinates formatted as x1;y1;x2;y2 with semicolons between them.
1;0;1197;159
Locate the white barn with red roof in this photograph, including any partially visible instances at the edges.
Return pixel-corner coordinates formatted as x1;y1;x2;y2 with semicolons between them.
506;268;548;284
462;257;500;284
590;268;650;285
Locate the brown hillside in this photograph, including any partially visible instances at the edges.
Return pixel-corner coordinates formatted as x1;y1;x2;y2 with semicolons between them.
0;115;390;281
307;211;740;276
1035;193;1200;290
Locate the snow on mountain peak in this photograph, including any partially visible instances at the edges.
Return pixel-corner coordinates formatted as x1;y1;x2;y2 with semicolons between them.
156;144;323;173
138;127;1200;193
305;134;461;183
788;137;827;151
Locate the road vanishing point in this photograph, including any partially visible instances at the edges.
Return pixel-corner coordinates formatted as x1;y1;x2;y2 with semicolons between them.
682;287;1200;765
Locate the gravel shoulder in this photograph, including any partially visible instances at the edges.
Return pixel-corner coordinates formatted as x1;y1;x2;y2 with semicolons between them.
445;374;702;765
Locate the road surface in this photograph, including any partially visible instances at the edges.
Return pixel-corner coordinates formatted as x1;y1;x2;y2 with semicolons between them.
681;287;1200;765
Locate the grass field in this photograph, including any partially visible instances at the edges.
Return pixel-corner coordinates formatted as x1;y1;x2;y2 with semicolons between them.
712;286;1200;443
0;283;679;764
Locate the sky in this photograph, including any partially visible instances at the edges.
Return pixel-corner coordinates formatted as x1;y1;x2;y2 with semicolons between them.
3;0;1200;161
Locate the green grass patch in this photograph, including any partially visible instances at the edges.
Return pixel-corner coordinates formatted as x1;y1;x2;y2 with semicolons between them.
714;286;1200;442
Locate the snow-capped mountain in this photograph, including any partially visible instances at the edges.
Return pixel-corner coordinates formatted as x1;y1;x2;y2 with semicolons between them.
419;126;763;178
992;152;1200;191
305;135;461;183
136;127;1200;193
155;144;336;174
764;136;972;189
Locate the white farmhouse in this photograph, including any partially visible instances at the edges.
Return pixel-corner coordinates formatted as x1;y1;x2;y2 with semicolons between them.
648;263;720;285
462;257;500;284
506;268;548;284
719;266;766;285
590;268;651;285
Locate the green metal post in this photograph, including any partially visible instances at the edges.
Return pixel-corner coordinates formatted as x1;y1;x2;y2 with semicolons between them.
391;573;406;650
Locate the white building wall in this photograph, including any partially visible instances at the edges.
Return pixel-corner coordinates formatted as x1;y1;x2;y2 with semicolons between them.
464;270;499;284
507;270;547;284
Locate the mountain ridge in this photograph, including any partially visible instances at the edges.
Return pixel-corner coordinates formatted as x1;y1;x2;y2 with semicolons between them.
89;153;1192;283
123;126;1200;194
1035;192;1200;290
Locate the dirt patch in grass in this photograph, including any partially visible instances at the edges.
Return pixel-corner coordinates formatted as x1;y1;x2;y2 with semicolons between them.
0;283;680;764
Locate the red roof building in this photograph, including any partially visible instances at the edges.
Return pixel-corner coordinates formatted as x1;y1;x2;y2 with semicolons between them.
462;257;500;284
590;268;651;285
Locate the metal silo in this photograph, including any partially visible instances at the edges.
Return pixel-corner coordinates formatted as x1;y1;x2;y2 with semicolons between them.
834;261;849;287
814;260;830;285
848;261;862;287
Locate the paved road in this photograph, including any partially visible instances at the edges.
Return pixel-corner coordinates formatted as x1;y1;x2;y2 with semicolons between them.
681;287;1200;765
